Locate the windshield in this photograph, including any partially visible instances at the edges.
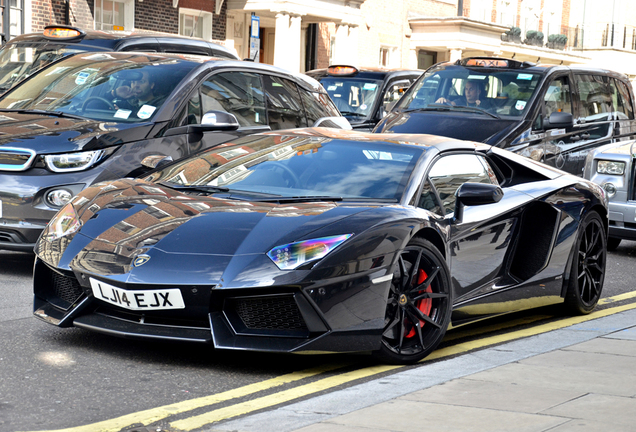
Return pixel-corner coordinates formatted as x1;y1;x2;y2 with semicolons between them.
0;43;86;92
0;52;198;122
144;134;423;201
320;77;382;120
397;66;542;118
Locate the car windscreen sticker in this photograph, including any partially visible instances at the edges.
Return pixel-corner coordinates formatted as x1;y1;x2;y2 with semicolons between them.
515;100;527;111
114;109;132;119
360;104;367;110
75;71;90;85
517;73;533;80
137;105;156;119
363;83;377;90
327;85;337;91
467;75;488;80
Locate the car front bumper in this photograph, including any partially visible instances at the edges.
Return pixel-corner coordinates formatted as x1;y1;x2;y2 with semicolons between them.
608;200;636;240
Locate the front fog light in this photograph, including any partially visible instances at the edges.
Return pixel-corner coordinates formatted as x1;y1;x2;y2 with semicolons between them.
602;182;617;198
46;189;73;207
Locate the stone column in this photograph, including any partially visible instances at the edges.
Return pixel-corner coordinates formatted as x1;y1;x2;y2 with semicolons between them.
449;48;463;63
288;15;302;73
332;23;350;65
273;13;290;69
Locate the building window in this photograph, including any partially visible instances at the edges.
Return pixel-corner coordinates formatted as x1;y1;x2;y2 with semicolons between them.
1;0;24;42
379;46;395;67
329;36;336;65
95;0;133;31
179;8;213;40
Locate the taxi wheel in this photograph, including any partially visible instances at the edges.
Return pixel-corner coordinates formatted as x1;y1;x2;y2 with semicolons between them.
374;238;451;365
564;212;606;315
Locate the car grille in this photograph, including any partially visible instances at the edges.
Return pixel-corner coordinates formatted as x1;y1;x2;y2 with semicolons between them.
0;147;36;171
234;296;308;331
49;269;84;308
0;229;26;244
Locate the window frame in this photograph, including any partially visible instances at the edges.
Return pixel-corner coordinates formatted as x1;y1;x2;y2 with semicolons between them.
179;7;213;41
94;0;134;31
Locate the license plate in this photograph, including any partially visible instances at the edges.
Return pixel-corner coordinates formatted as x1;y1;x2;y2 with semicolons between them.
89;278;185;311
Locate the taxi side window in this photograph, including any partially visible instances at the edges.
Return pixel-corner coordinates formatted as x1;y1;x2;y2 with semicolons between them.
427;154;498;215
575;74;612;139
544;77;572;118
611;78;634;120
383;80;410;112
416;179;443;216
199;72;267;127
263;75;307;130
299;90;340;125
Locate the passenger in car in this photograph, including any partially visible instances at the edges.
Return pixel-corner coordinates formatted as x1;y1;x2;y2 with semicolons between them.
436;80;492;110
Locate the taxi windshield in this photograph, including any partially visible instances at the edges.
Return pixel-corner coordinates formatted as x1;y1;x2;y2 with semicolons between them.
397;66;542;118
0;43;86;92
0;52;198;123
319;77;382;119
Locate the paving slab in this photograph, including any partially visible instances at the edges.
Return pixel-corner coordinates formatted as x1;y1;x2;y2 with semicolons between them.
561;337;636;356
466;362;636;397
400;378;584;414
305;399;568;432
545;418;635;432
542;393;636;428
603;325;636;341
518;349;636;374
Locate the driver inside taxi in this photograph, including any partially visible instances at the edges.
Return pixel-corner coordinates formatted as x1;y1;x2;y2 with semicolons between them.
436;80;491;109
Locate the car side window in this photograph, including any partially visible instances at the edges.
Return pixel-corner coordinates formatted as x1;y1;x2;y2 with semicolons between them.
299;89;340;125
181;90;201;125
263;75;307;130
383;80;410;112
544;76;573;118
575;74;612;139
417;179;443;216
427;154;498;215
612;78;634;120
199;71;266;127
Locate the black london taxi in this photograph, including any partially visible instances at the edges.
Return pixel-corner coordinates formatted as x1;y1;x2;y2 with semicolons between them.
306;65;423;131
374;57;636;176
0;25;239;94
0;51;344;251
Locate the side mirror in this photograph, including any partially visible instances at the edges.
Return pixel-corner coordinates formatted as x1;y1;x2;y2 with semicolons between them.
198;110;240;131
454;182;504;222
544;111;573;129
141;154;173;170
312;116;352;130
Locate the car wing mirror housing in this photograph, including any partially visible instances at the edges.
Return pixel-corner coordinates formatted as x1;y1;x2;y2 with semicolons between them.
190;110;240;133
544;111;573;130
141;154;174;170
454;182;504;222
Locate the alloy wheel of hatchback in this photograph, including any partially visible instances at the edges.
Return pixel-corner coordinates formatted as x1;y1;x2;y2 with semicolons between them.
564;212;606;315
375;238;452;364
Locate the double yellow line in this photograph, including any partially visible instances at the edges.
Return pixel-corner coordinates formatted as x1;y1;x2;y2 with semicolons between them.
25;291;636;432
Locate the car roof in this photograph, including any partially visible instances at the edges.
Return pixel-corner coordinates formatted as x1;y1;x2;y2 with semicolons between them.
306;66;422;81
6;26;240;60
432;57;630;80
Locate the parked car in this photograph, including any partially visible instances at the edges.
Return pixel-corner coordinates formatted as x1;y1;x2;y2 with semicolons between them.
374;57;636;177
0;51;345;252
584;140;636;250
0;25;239;94
33;128;607;364
306;65;422;131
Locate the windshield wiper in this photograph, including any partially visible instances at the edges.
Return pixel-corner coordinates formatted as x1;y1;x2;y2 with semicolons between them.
249;196;344;203
338;111;367;117
157;182;230;193
0;108;88;120
403;104;500;119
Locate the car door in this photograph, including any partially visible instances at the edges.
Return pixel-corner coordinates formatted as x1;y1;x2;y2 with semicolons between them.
422;152;528;305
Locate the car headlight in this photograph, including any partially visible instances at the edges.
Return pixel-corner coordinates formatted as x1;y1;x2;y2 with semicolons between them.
43;203;82;242
267;234;353;270
44;150;104;172
597;160;625;175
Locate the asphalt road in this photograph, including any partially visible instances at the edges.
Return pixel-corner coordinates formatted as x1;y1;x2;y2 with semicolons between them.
1;241;635;432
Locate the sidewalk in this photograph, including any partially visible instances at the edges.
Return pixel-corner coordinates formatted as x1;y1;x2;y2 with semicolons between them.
210;308;636;432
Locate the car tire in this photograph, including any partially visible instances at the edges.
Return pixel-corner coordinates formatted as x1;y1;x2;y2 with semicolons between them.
607;237;621;252
564;212;606;315
374;238;452;364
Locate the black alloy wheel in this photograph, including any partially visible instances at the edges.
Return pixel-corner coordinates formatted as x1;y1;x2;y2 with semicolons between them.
564;212;606;315
374;238;452;364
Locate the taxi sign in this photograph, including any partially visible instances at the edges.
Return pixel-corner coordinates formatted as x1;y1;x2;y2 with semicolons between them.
464;58;509;68
327;65;358;76
43;25;84;40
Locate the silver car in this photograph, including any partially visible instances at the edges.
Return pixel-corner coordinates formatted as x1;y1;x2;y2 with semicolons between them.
584;140;636;250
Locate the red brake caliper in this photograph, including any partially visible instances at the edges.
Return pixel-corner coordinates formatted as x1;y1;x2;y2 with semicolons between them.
405;269;432;338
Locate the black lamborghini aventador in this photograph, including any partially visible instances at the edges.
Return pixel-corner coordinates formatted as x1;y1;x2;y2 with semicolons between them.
33;128;608;364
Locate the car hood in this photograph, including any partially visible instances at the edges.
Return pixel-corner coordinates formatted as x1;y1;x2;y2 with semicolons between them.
597;139;636;156
0;111;153;153
40;179;378;281
376;111;518;143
